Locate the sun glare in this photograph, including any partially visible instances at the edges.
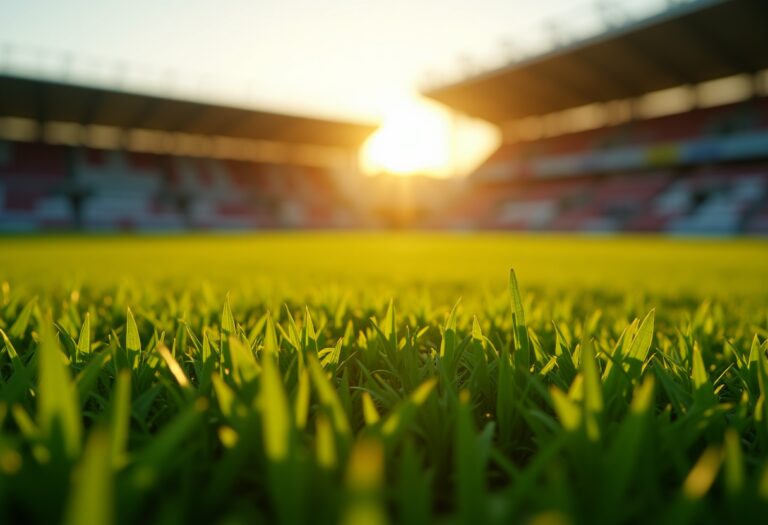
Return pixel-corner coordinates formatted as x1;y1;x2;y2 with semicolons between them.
361;97;454;177
361;95;501;178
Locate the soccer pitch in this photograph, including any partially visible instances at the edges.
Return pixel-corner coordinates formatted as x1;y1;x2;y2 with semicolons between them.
1;233;767;524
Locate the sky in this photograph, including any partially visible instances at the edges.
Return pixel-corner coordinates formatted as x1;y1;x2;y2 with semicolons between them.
0;0;666;175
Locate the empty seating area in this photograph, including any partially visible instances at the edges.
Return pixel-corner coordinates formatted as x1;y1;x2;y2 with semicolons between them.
3;130;768;235
450;162;768;234
453;97;768;235
0;141;351;231
512;98;768;160
0;142;72;230
483;179;592;230
665;169;768;234
556;173;671;232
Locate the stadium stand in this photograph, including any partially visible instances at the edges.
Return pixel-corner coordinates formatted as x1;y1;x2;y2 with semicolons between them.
0;75;373;231
0;141;362;231
426;0;768;235
2;0;768;235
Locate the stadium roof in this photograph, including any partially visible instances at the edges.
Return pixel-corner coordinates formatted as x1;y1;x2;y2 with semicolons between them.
0;74;375;148
424;0;768;123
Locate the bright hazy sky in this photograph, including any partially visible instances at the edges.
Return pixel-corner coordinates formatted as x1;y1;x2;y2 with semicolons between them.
0;0;665;175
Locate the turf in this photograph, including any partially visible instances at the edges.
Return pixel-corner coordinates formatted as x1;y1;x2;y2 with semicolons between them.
0;233;767;524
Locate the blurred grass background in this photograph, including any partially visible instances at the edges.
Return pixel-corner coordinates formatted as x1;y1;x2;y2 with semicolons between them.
1;234;766;298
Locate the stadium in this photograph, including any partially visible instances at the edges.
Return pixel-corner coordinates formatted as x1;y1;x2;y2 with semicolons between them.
1;0;767;234
1;1;768;524
427;0;768;234
0;75;374;230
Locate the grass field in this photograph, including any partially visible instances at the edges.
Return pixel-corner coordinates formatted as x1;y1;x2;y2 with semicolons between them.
1;233;768;524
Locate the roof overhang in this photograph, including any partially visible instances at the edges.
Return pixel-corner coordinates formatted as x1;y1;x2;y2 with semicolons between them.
424;0;768;122
0;75;376;148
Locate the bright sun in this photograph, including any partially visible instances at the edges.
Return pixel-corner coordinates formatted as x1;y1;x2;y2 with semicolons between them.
361;95;501;178
361;97;454;177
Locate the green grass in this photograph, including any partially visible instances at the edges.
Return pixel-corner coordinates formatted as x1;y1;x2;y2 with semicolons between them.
1;233;767;524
